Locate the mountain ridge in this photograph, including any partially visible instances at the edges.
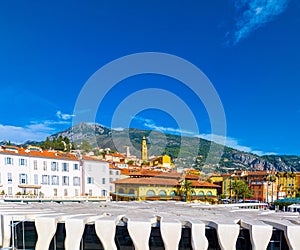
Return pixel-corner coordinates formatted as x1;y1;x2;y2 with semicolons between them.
50;122;300;173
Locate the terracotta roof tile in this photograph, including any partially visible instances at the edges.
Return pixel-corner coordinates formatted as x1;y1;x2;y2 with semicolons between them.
0;146;78;161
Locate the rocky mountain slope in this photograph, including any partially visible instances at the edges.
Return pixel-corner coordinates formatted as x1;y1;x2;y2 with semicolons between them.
51;122;300;173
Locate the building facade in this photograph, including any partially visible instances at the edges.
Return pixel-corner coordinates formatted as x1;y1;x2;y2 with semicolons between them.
0;146;110;199
113;172;219;202
81;156;110;197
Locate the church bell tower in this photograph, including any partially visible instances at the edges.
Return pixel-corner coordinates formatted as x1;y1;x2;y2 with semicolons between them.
141;136;148;162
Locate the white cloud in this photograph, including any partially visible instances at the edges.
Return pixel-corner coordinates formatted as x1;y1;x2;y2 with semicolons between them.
0;124;51;143
252;150;277;156
132;116;274;155
56;110;75;120
112;127;125;131
144;123;195;136
0;119;72;144
132;116;195;136
229;0;289;45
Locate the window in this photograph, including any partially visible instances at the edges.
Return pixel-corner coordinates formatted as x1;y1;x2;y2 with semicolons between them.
75;189;79;196
146;190;155;196
73;177;80;186
199;191;204;196
51;162;58;171
119;188;124;194
33;160;37;170
8;187;12;195
51;175;59;185
53;188;58;196
5;157;13;165
87;177;94;184
170;190;177;196
102;190;107;196
62;163;69;172
43;161;47;171
34;174;38;185
102;178;106;184
62;176;69;186
129;189;134;194
159;190;167;196
19;158;27;166
207;191;212;196
88;189;93;196
64;189;68;196
73;163;79;170
7;173;12;184
19;174;27;184
41;175;50;185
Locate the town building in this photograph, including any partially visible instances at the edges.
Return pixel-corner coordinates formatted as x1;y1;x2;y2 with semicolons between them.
276;172;298;199
0;145;110;199
108;164;121;193
141;136;148;162
149;155;172;168
113;170;219;202
211;170;296;202
81;156;110;197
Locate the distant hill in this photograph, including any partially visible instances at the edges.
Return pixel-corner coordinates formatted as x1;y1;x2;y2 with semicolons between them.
51;122;300;173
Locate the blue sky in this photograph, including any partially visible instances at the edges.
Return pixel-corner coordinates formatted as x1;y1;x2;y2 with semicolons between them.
0;0;299;156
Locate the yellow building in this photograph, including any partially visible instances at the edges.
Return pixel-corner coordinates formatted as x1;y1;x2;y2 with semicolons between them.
276;172;297;198
149;155;172;168
141;136;148;162
296;173;300;197
113;173;219;202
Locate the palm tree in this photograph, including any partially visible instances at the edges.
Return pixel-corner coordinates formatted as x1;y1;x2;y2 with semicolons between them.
229;180;246;203
276;172;283;199
284;172;292;198
290;172;296;197
180;179;194;202
239;183;252;202
265;174;276;203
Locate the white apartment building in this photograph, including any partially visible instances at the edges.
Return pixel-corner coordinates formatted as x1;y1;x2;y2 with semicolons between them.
109;165;121;192
0;146;110;199
81;156;110;197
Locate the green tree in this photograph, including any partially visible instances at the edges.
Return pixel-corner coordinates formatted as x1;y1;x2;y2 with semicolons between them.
55;136;65;151
52;137;57;149
265;174;276;203
63;137;71;151
230;180;250;203
41;137;52;150
72;141;78;150
180;179;194;202
239;183;252;202
80;140;93;152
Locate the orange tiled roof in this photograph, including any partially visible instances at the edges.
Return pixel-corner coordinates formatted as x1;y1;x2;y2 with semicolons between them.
190;181;221;188
120;169;136;176
105;153;125;157
82;155;106;162
109;164;120;170
0;146;79;161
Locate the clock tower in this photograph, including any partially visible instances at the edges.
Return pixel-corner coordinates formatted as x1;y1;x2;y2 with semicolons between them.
141;136;148;162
